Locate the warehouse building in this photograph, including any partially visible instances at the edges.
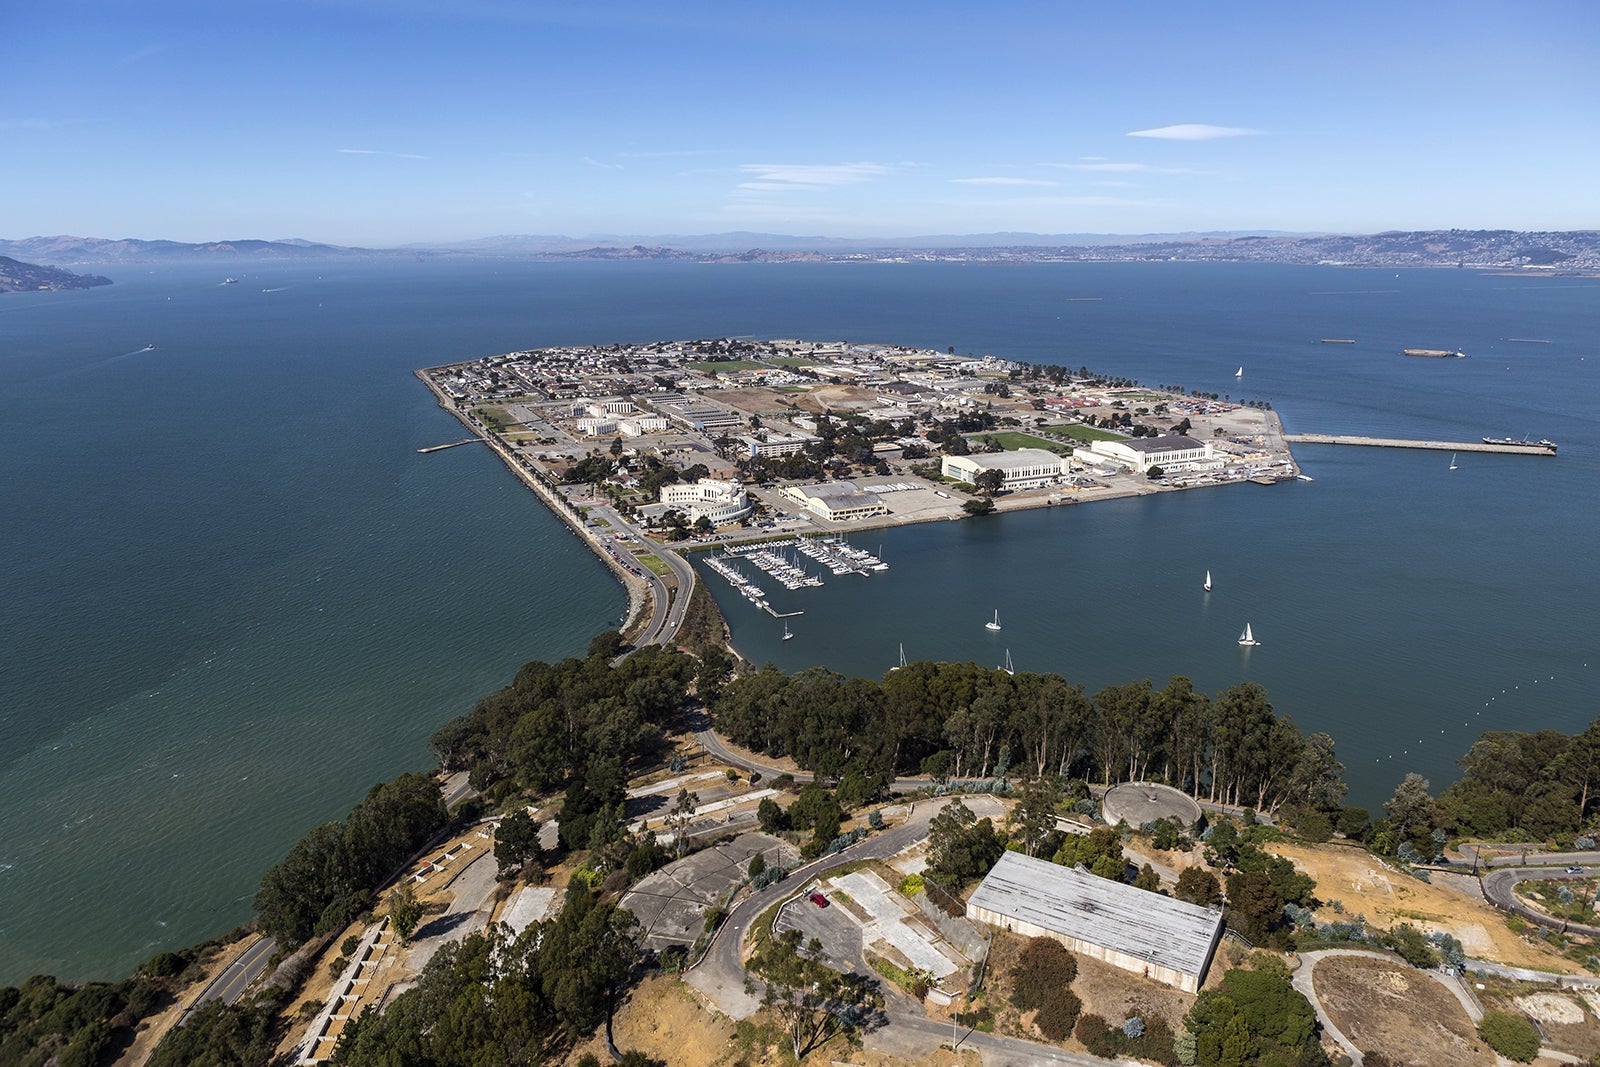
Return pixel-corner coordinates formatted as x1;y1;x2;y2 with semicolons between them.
966;850;1223;992
940;448;1069;490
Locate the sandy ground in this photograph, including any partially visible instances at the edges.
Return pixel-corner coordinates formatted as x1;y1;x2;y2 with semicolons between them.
1311;954;1493;1067
111;940;239;1067
1269;841;1584;972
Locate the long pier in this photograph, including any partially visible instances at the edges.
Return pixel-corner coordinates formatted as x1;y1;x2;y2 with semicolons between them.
1284;434;1556;456
416;438;482;454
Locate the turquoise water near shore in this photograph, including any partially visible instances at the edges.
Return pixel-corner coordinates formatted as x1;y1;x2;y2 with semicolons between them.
2;259;1596;982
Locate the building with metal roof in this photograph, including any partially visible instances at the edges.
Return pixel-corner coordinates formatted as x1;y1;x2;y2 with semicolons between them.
966;850;1224;992
940;448;1069;490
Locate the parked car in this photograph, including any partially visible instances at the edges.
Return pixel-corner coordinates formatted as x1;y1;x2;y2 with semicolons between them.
1566;866;1585;874
807;891;829;908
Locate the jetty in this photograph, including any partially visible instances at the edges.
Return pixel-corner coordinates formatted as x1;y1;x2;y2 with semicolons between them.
1284;434;1556;456
417;438;482;454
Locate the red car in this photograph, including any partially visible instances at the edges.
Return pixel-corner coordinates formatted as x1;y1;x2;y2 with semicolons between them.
808;891;829;908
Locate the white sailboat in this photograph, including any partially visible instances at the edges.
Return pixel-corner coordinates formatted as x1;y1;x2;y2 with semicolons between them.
1238;623;1260;647
782;622;793;641
999;649;1015;676
1204;570;1212;592
985;609;1002;632
1449;453;1459;471
1234;366;1243;379
891;643;907;671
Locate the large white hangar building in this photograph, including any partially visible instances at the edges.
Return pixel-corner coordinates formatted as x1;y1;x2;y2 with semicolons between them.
966;850;1224;993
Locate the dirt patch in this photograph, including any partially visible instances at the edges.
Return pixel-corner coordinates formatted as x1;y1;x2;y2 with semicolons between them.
1312;955;1493;1067
1478;976;1600;1058
1517;991;1586;1025
701;387;805;415
570;975;734;1066
809;384;886;411
1269;841;1583;973
985;929;1193;1043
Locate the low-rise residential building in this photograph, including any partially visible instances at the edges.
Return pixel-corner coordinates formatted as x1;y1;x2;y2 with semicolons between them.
966;850;1224;993
941;449;1070;490
616;415;670;436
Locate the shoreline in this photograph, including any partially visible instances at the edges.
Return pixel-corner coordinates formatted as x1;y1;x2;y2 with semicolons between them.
415;369;654;639
416;363;1300;638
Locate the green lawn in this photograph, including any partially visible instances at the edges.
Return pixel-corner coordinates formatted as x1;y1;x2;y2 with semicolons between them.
967;431;1072;454
634;553;672;576
1046;423;1124;443
765;356;819;368
688;360;767;374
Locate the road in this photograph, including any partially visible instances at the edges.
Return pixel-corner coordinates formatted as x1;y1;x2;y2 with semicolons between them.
685;795;1006;1019
871;1008;1119;1066
1480;865;1600;937
587;503;695;647
186;934;277;1015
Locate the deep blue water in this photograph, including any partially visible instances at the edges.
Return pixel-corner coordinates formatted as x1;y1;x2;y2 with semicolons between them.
1;259;1596;982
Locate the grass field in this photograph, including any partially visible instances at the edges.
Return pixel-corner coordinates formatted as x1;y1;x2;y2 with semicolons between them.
968;431;1072;454
1046;423;1124;443
634;553;671;576
687;360;766;373
765;356;818;368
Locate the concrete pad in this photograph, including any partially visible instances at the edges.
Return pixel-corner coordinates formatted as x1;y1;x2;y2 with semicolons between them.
622;832;796;950
833;870;961;979
503;885;555;935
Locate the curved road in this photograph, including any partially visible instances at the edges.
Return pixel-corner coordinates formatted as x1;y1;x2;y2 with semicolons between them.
1481;866;1600;937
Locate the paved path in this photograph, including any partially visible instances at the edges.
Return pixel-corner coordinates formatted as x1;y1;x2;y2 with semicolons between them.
1292;949;1397;1065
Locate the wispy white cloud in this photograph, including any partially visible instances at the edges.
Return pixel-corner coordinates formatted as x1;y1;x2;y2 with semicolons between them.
582;156;624;170
338;148;430;160
737;162;892;191
950;176;1056;187
1127;123;1259;141
1044;161;1205;175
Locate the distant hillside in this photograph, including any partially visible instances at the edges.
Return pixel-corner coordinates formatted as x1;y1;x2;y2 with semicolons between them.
0;235;375;265
0;255;112;293
4;228;1597;271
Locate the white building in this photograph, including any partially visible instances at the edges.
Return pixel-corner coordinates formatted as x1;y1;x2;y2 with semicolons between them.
740;432;816;459
658;478;752;525
1088;435;1223;474
781;481;888;521
967;851;1224;993
616;416;670;437
575;416;617;437
941;448;1069;490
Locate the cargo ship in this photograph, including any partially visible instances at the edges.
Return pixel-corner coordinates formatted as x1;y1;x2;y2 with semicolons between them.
1482;436;1557;453
1402;348;1467;358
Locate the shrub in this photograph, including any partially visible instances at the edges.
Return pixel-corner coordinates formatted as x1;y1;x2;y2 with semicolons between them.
1477;1010;1541;1062
1074;1013;1120;1059
1034;988;1081;1040
1010;938;1077;1011
1122;1015;1145;1038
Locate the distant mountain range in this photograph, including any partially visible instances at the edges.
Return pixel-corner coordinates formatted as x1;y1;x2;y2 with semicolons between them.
4;229;1598;272
0;255;112;293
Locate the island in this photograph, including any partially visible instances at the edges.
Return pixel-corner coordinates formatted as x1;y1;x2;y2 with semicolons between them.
418;338;1297;645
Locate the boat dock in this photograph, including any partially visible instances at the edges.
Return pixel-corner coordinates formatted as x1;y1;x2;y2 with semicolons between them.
417;438;483;454
1284;434;1556;456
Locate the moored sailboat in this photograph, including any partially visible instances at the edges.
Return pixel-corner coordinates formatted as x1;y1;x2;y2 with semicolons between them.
1238;623;1259;647
985;609;1002;632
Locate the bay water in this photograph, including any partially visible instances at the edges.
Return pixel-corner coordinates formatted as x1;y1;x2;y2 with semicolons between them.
1;259;1594;982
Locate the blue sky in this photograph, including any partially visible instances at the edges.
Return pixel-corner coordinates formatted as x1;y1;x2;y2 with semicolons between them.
5;1;1597;244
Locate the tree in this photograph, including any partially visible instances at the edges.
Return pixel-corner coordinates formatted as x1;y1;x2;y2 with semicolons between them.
387;883;422;943
1175;866;1223;907
974;468;1006;495
1384;773;1436;847
494;808;545;878
751;929;879;1059
927;799;1004;889
609;436;624;457
666;788;699;856
962;497;995;516
692;515;713;535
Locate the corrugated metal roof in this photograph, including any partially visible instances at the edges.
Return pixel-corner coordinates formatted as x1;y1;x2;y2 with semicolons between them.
968;850;1222;977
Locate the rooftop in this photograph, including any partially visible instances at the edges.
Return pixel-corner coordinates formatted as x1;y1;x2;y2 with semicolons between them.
1116;435;1208;454
953;448;1065;470
967;851;1222;979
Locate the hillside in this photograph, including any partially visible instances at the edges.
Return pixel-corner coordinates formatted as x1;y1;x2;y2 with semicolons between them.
0;255;112;293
